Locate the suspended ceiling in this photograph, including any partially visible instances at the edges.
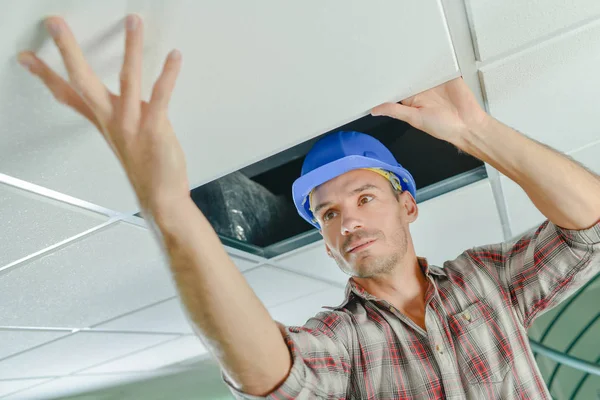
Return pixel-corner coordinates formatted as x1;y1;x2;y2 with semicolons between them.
1;0;599;398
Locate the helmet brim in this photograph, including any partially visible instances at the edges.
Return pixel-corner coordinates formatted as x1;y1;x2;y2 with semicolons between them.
292;155;416;229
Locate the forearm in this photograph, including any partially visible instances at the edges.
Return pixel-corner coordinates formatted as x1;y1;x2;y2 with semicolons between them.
148;198;291;396
456;116;600;230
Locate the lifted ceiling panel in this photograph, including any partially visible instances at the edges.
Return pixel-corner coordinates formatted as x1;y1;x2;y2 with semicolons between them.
1;0;458;212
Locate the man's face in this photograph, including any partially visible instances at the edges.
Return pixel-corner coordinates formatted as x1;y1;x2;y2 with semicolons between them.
311;169;418;278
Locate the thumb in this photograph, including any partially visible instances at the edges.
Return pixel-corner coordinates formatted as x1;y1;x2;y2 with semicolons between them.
371;103;420;126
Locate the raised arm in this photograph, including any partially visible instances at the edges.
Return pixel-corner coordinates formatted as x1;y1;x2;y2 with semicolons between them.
372;77;600;328
372;77;600;231
18;15;289;396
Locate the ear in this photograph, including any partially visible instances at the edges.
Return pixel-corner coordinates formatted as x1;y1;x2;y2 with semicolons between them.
402;191;419;223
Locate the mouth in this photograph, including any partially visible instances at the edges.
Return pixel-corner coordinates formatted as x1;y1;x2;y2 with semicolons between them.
347;239;376;254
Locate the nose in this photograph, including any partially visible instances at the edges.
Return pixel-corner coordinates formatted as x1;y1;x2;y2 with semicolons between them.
341;213;363;236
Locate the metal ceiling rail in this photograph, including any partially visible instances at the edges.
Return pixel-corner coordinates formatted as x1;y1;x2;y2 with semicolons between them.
570;354;600;400
536;274;600;351
528;273;600;398
528;339;600;377
546;312;600;389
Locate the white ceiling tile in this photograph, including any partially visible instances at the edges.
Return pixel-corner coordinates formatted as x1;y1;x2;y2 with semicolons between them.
92;298;194;334
273;243;351;287
501;176;546;238
501;141;600;238
410;180;504;267
170;354;212;368
465;0;600;60
0;331;176;380
229;254;259;273
269;287;346;327
570;141;600;175
0;183;108;269
165;1;458;191
225;245;266;265
0;373;161;400
90;252;258;333
1;1;139;212
479;20;600;155
0;329;70;361
0;222;177;328
244;266;330;308
3;1;457;211
0;378;50;398
80;335;207;374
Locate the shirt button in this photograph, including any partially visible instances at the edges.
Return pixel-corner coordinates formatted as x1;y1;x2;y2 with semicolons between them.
436;344;444;354
462;311;471;321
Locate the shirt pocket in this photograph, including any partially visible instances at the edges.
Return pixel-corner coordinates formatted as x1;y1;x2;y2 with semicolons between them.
448;300;514;384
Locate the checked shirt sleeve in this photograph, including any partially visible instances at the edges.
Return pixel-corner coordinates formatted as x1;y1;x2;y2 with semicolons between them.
499;219;600;328
222;311;353;400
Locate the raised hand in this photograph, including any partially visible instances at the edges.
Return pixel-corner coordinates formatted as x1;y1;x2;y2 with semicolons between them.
17;15;189;214
371;77;489;145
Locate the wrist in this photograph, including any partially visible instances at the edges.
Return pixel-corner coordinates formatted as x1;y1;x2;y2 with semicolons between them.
453;112;495;151
144;194;196;231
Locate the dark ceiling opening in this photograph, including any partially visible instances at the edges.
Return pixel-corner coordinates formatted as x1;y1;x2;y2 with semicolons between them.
186;111;485;256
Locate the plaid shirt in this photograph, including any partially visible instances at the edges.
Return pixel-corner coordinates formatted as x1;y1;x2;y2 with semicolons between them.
224;219;600;399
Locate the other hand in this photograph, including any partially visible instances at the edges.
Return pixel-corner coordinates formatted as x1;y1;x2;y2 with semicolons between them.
371;77;489;145
18;15;189;213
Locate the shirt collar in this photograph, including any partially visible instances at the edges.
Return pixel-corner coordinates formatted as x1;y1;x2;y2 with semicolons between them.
323;257;445;311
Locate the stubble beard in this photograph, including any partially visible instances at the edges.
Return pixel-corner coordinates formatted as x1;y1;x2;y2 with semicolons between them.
335;225;409;279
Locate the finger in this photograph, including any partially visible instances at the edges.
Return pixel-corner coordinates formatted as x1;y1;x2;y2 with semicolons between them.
120;14;143;125
18;51;102;131
371;103;420;127
148;50;182;114
400;95;416;107
45;16;113;119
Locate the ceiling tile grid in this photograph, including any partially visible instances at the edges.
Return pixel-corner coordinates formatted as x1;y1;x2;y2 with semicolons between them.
0;372;163;400
410;179;504;267
243;265;332;309
79;335;207;374
91;297;194;335
0;183;109;270
228;254;262;273
500;177;546;239
479;18;600;155
0;379;52;399
2;0;598;396
0;222;177;329
0;329;71;362
0;331;177;380
452;0;600;237
465;0;600;61
569;141;600;175
272;242;351;287
501;140;600;237
268;287;347;327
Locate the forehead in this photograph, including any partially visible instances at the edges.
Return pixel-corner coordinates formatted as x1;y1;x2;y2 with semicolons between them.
312;169;389;201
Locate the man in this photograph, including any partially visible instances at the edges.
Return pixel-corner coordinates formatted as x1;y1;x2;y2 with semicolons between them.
17;15;599;399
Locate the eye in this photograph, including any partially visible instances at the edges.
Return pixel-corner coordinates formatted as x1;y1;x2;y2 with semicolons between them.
323;210;338;222
359;195;374;205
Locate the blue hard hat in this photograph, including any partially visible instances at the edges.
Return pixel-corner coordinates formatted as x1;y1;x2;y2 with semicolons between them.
292;131;417;229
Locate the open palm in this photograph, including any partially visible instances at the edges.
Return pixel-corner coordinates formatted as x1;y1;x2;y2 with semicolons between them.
18;15;189;213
